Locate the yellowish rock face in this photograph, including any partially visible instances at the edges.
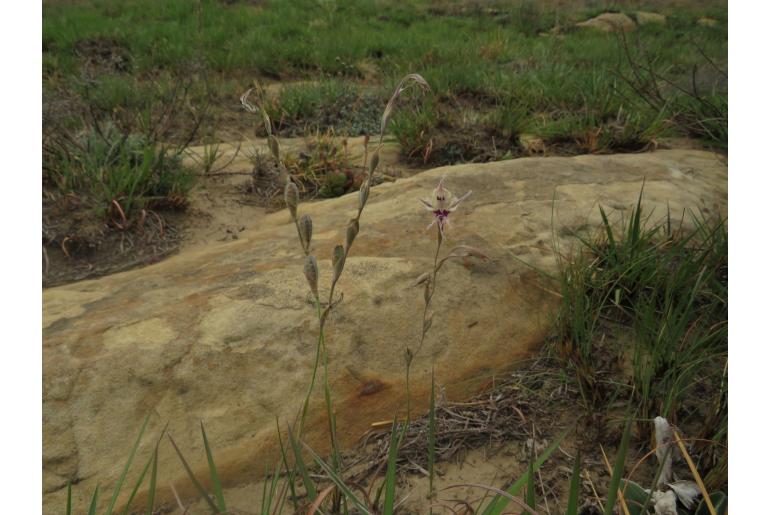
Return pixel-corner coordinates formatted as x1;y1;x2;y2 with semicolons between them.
575;12;637;32
635;11;667;26
43;149;727;513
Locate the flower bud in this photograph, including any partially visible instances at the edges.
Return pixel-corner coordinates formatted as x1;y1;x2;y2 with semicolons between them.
414;272;431;287
380;102;395;139
368;151;380;176
284;181;299;220
304;255;319;299
332;245;346;283
404;347;414;367
346;219;359;249
358;180;370;211
448;245;489;261
298;214;313;252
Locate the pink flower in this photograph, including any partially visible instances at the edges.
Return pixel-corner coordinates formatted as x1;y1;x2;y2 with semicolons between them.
418;175;471;238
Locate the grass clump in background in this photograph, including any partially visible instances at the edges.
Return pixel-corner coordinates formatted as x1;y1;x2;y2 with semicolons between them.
44;122;195;225
262;80;385;138
554;191;727;492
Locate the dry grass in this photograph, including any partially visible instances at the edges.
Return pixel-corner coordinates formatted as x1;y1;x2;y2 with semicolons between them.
343;352;579;487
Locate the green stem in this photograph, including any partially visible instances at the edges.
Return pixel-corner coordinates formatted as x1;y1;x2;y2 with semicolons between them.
405;361;412;422
418;227;443;353
407;226;443;421
297;296;324;437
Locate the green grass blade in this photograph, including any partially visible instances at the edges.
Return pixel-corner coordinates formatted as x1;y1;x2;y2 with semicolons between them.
696;491;726;515
482;426;571;515
383;416;404;515
264;461;282;515
604;417;633;515
106;415;150;515
566;451;581;515
87;485;99;515
167;433;220;513
121;423;168;515
146;443;159;515
428;369;437;506
620;479;651;515
599;206;617;265
373;481;385;510
303;442;371;515
276;419;300;514
628;181;645;251
523;458;535;513
200;421;228;513
261;464;270;515
288;425;317;502
66;482;72;515
120;454;152;515
322;347;342;474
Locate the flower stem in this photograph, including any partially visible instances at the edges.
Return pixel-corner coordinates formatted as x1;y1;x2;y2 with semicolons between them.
297;296;324;437
406;225;443;421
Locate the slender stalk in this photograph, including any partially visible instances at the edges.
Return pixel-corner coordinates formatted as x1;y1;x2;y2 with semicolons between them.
244;75;430;513
420;228;443;352
406;226;443;421
296;297;325;436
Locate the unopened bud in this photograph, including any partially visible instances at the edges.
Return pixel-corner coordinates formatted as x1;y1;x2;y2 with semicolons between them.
381;106;393;138
358;180;370;211
368;151;380;176
448;245;490;261
284;181;299;220
332;245;346;283
414;272;431;287
424;281;431;304
304;255;319;299
298;214;313;252
404;347;413;367
346;219;359;249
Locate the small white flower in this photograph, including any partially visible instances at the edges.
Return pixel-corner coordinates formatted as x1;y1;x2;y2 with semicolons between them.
418;175;471;238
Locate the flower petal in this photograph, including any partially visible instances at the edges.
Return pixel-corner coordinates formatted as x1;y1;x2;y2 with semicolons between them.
418;197;434;210
449;190;472;210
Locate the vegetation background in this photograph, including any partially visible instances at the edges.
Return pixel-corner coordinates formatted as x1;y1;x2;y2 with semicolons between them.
38;1;731;514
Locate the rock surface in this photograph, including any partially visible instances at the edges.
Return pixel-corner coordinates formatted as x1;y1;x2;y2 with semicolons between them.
42;149;727;513
635;11;666;26
575;12;636;32
697;17;719;27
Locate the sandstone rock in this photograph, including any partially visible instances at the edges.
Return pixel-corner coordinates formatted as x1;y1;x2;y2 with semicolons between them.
43;150;727;513
635;11;666;26
575;12;636;33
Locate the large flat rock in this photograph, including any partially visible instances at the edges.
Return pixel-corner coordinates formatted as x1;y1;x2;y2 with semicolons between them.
42;149;727;513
